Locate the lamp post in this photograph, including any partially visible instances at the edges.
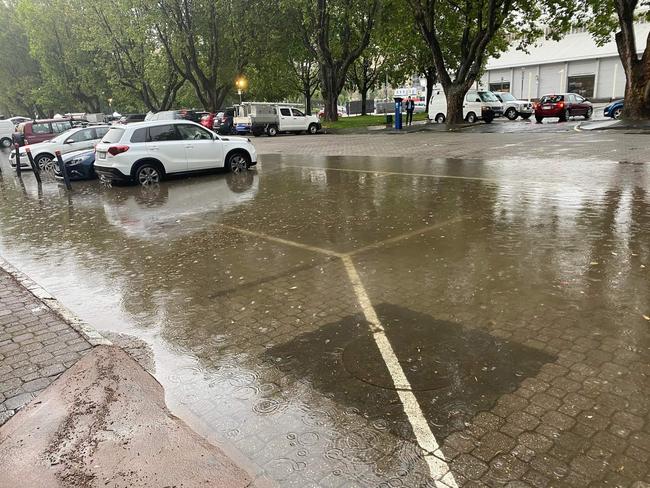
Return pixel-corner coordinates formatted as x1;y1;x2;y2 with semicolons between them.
235;77;247;104
520;67;525;98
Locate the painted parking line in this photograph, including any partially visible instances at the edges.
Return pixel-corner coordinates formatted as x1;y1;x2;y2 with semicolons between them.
341;255;457;487
218;222;458;484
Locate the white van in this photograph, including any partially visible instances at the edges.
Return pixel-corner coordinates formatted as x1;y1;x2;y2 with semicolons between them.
0;120;15;148
428;89;503;124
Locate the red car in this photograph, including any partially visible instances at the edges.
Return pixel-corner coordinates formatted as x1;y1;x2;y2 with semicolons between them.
534;93;593;123
13;118;74;146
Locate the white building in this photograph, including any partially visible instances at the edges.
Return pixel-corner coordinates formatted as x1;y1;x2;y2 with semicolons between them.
480;23;650;101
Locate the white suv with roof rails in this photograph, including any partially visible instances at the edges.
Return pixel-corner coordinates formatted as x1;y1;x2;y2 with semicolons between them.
94;120;257;185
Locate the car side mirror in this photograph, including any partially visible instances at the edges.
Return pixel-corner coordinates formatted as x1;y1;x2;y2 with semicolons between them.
475;98;481;102
65;139;74;144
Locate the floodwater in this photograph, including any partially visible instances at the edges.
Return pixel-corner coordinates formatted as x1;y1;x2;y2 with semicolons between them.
0;151;649;486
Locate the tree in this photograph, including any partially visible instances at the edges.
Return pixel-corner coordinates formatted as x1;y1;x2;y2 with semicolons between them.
17;0;111;113
154;0;267;112
347;47;387;115
549;1;650;120
407;0;542;124
0;1;43;117
295;0;381;121
289;56;320;115
87;0;184;112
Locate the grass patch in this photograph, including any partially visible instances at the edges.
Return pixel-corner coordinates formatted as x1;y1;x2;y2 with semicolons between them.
321;112;428;129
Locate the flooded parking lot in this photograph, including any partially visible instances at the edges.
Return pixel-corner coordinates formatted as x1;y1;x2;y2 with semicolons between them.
0;148;649;486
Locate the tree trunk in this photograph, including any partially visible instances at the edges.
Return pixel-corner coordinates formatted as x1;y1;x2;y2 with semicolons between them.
622;55;650;120
445;85;466;125
304;91;312;114
320;66;340;121
425;68;436;110
360;88;368;116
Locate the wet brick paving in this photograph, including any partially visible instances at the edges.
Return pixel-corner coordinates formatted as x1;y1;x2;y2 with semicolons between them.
0;268;91;425
0;137;649;486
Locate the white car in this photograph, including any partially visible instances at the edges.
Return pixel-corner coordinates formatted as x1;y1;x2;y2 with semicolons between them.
94;120;257;185
10;125;111;170
428;89;502;124
0;119;14;148
494;92;533;120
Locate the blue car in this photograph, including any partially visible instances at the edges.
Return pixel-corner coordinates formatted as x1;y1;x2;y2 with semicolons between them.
53;149;97;181
604;99;624;119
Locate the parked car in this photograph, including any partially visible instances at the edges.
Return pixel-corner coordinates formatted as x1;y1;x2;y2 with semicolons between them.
117;114;146;124
10;125;111;170
8;116;31;127
53;149;97;180
534;93;593;123
428;89;501;123
318;106;346;118
493;92;533;120
234;103;321;136
0;119;14;148
13;118;74;146
93;120;257;185
215;107;235;134
145;110;205;123
604;99;624;119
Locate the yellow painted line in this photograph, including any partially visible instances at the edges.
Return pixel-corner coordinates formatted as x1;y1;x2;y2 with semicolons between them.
341;255;457;486
350;216;466;256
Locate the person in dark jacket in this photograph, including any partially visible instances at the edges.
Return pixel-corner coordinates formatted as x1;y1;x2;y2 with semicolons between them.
405;96;415;126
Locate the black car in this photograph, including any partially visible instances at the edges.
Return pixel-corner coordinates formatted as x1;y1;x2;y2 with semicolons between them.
53;149;97;181
216;107;235;135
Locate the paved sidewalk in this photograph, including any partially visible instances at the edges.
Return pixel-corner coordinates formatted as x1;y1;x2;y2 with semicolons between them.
0;268;92;425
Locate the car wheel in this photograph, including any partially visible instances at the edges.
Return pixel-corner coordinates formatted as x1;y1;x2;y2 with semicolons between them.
584;107;593;119
521;114;532;120
505;107;518;120
135;163;162;186
0;137;12;148
613;107;623;119
465;112;477;124
483;114;494;124
535;116;544;123
35;154;54;171
267;125;278;137
434;113;446;124
308;123;318;135
226;151;250;173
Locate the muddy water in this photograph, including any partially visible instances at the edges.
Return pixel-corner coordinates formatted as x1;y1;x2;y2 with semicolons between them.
0;152;648;486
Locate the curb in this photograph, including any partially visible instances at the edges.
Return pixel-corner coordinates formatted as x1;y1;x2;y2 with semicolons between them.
0;256;111;347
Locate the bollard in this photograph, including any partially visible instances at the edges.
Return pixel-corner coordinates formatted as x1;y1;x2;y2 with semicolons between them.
55;150;71;191
25;147;41;184
14;144;21;177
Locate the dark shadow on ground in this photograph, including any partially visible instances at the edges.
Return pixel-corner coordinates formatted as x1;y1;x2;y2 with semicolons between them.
266;303;556;443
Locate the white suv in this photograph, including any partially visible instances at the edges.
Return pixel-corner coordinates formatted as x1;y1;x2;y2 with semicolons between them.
94;120;257;185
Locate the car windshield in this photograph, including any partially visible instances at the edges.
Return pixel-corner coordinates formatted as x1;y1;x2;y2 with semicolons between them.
540;95;564;103
479;91;499;102
102;127;125;143
498;92;516;101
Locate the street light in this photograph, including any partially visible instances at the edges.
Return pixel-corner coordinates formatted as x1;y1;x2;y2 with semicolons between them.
235;76;247;104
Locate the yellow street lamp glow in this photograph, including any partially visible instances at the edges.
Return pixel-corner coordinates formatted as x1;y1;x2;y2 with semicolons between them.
235;77;247;90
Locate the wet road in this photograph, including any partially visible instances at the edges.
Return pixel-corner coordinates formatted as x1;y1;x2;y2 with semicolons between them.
0;147;649;486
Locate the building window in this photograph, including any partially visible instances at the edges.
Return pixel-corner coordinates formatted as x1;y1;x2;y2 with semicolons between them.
567;74;595;98
489;81;510;92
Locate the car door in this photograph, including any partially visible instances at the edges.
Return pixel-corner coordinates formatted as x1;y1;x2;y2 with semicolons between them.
278;107;293;131
63;128;96;154
565;94;578;115
574;95;587;115
290;108;307;131
176;123;223;170
145;124;187;174
464;91;482;118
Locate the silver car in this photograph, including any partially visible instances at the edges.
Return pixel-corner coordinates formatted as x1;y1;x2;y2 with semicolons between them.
494;92;533;120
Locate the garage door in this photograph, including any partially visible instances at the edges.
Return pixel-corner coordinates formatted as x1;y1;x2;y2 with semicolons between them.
538;63;566;96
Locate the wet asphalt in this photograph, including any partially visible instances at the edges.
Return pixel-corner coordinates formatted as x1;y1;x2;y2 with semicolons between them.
0;134;648;486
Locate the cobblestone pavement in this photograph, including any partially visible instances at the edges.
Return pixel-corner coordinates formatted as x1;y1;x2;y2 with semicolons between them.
0;268;92;426
0;136;649;486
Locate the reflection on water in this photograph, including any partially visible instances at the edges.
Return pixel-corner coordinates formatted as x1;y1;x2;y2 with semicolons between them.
0;154;649;486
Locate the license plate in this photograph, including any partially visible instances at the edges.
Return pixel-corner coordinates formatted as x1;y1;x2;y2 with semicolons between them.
543;105;552;110
97;151;106;159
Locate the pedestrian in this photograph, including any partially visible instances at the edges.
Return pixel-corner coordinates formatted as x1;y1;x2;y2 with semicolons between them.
201;112;215;130
405;96;415;126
